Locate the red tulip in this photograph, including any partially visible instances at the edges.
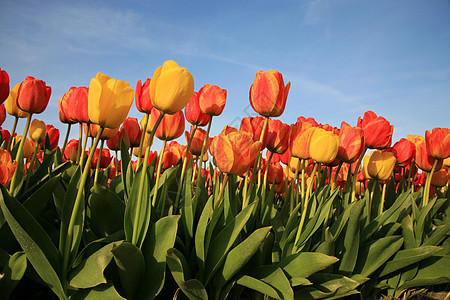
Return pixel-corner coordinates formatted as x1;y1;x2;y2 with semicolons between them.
59;87;79;124
90;147;112;169
106;130;120;151
0;104;6;126
39;125;60;150
198;84;227;116
297;116;319;127
17;76;51;114
185;126;209;156
266;119;290;154
249;70;290;117
389;138;415;167
430;169;448;187
415;141;443;172
336;121;364;163
150;108;185;141
1;128;11;146
357;111;393;149
267;162;284;184
161;141;184;169
425;127;450;159
185;91;210;126
0;68;9;104
64;139;79;162
120;117;142;148
240;116;268;148
135;78;153;113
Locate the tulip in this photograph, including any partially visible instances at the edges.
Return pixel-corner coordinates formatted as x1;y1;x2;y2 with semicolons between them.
297;116;319;127
29;119;46;144
289;123;315;160
430;169;448;187
357;111;393;149
185;127;209;156
198;83;227;116
266;119;290;154
1;129;11;146
4;83;29;118
249;70;290;117
365;150;396;181
425;127;450;159
135;78;153;113
390;138;415;167
150;60;195;115
0;104;6;126
267;162;284;184
90;147;112;169
69;87;90;124
106;130;121;151
444;157;450;168
59;87;82;124
120;117;142;148
86;123;120;141
39;125;60;151
13;136;34;159
336;121;365;163
88;72;134;129
0;68;9;104
150;107;185;141
210;129;261;176
0;149;16;186
17;76;51;114
309;128;340;164
415;141;443;173
185;91;210;126
63;139;79;162
161;141;184;169
240;116;268;148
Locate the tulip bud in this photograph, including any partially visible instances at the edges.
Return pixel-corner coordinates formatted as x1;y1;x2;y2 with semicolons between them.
337;121;365;163
90;148;112;169
266;119;290;154
29;119;46;144
0;68;9;104
186;126;209;156
135;78;153;113
185;91;210;126
198;84;227;116
4;83;30;118
120;117;142;147
0;149;17;186
357;111;393;149
150;107;185;141
364;150;396;181
309;128;340;164
17;76;52;114
425;127;450;159
64;139;79;162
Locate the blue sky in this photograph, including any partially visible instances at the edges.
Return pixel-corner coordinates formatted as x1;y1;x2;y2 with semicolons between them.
1;0;449;152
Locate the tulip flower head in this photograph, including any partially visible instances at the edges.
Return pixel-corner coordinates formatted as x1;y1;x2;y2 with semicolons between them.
0;68;9;104
150;107;185;141
0;104;6;126
364;150;397;181
185;91;210;126
4;83;30;118
425;127;450;160
337;122;365;163
415;141;443;172
64;139;79;162
198;83;227;116
357;111;393;149
266;119;290;154
29;119;46;144
309;128;340;164
389;138;415;167
186;126;209;156
120;117;142;147
0;149;16;186
289;122;315;160
17;76;52;114
135;78;153;113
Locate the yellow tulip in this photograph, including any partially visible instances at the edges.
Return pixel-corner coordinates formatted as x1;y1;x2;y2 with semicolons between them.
309;128;339;163
4;83;29;118
29;119;46;143
366;150;396;181
149;60;194;114
13;136;34;159
88;72;134;129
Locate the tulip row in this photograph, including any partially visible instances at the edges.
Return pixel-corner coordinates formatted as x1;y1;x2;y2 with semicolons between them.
0;64;449;299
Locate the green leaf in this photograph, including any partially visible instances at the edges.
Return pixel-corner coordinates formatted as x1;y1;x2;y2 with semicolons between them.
139;215;180;299
398;255;450;290
235;275;280;299
401;215;416;249
69;242;115;289
354;235;404;277
120;140;131;201
279;252;339;279
22;176;60;218
0;185;66;299
70;283;126;300
0;251;27;299
166;248;208;300
88;184;125;237
253;266;294;300
195;195;214;273
379;246;442;277
204;203;255;284
422;223;450;247
296;273;360;300
112;242;145;300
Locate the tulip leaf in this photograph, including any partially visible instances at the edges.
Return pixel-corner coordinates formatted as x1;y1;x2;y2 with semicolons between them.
414;197;437;246
112;241;145;300
181;162;195;242
22;176;60;218
138;215;180;299
279;252;339;279
401;215;416;249
398;255;450;290
69;242;115;288
88;184;125;237
250;266;294;300
296;273;361;299
70;283;126;300
0;251;27;299
423;223;450;246
235;275;280;299
195;195;214;273
204;202;255;284
120;140;131;201
0;185;66;299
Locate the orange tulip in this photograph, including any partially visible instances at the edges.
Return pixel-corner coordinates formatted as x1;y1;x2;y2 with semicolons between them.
4;83;30;118
150;107;185;141
90;148;112;169
337;121;365;163
415;141;443;172
13;136;34;159
39;125;60;150
240;116;268;148
185;126;209;156
267;162;284;184
59;87;89;124
161;141;184;169
63;139;79;162
198;84;227;116
135;78;153;114
0;149;16;186
17;76;52;114
289;122;315;159
266;119;290;154
430;169;448;187
425;127;450;159
0;68;10;104
210;128;261;176
249;70;290;117
185;91;210;126
357;111;393;149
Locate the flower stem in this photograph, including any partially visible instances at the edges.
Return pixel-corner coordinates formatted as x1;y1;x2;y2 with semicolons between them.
94;139;104;185
7;116;18;151
379;179;387;216
61;123;72;158
423;159;438;207
152;140;167;207
290;158;301;213
76;123;82;164
351;147;367;203
80;122;91;168
196;117;213;189
24;141;40;191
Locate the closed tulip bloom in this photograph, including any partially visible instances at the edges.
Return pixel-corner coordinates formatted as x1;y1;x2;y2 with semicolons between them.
357;111;393;149
425;127;450;159
365;150;396;181
161;141;184;169
0;104;6;126
240;116;268;148
185;91;210;126
86;123;120;141
29;119;46;144
150;60;195;114
266;119;290;154
309;128;340;163
415;141;443;172
14;136;34;159
63;139;79;162
390;138;415;167
249;70;290;117
90;148;112;169
337;121;365;163
40;125;60;150
106;130;120;151
150;107;185;141
407;134;425;146
430;169;448;187
59;87;88;124
198;84;227;116
88;72;134;129
120;117;142;147
186;126;209;156
267;162;284;184
135;78;153;113
0;149;16;186
17;76;51;114
0;68;9;104
4;83;29;118
289;122;315;159
297;116;319;127
1;129;11;146
210;129;261;176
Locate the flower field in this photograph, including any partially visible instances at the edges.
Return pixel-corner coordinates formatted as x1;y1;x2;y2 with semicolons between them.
0;62;449;299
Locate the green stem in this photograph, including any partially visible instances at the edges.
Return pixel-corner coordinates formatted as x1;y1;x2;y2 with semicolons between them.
174;124;197;213
257;117;269;187
61;123;72;157
94;139;104;185
423;159;438;207
215;173;229;210
331;161;343;192
351;147;367;203
131;111;164;245
152;140;167;207
62;126;104;277
114;150;119;177
379;179;387;216
7;116;19;151
290;158;301;213
262;151;274;202
301;159;306;201
137;113;150;169
24;141;40;191
242;171;250;209
76;123;82;164
80;122;91;168
9;113;33;193
196;117;213;189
